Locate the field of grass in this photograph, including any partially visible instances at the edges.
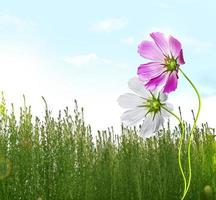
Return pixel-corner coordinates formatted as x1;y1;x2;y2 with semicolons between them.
0;95;216;200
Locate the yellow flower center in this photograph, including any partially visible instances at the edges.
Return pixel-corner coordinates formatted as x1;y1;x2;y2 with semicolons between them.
165;57;179;72
146;97;161;114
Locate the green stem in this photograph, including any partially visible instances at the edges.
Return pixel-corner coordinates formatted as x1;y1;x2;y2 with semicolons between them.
179;68;202;199
162;106;187;199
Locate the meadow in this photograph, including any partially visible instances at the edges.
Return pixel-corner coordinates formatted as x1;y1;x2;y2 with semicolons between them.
0;95;215;200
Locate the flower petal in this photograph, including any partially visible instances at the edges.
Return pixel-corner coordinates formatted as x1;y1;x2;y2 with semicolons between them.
161;102;174;117
128;77;150;98
140;113;164;138
163;72;178;93
138;41;164;61
121;107;147;125
169;36;182;58
140;115;154;138
177;49;185;65
166;102;174;111
150;32;170;56
137;62;165;81
151;88;160;97
117;93;144;109
145;72;168;91
154;114;164;131
159;92;168;102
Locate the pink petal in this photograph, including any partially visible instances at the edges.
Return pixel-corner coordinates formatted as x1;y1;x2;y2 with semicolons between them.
177;49;185;65
150;32;170;56
137;62;165;81
169;36;182;58
163;72;178;93
138;41;164;61
145;72;168;90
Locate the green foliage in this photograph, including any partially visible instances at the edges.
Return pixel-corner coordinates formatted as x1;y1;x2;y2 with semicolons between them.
0;94;216;200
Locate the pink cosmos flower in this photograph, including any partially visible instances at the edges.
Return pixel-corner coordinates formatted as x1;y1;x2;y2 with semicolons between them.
137;32;185;93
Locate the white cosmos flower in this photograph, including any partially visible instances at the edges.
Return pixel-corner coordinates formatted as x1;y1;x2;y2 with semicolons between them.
118;77;173;138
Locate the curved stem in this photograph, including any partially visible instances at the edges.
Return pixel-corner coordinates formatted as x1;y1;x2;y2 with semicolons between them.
162;106;187;199
179;68;202;199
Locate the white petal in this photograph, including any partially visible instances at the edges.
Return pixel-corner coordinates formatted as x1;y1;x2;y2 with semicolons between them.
121;107;147;125
117;93;144;109
150;89;167;101
161;109;169;118
166;102;174;111
154;113;164;130
128;77;150;98
151;88;160;97
161;102;174;118
159;92;168;102
140;113;164;138
140;116;155;138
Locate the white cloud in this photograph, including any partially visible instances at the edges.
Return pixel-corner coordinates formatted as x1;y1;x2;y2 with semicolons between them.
64;53;128;69
120;36;135;45
64;53;99;66
91;17;128;32
0;14;32;31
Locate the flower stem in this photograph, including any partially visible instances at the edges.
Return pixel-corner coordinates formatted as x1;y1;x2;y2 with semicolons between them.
179;68;202;199
162;106;187;199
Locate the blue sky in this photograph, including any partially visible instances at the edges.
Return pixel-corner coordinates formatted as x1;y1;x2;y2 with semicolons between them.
0;0;216;131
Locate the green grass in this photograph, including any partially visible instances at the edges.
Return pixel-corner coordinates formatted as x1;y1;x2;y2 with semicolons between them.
0;95;216;200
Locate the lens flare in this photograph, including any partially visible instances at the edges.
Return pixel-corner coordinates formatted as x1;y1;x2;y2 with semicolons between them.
203;185;213;198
